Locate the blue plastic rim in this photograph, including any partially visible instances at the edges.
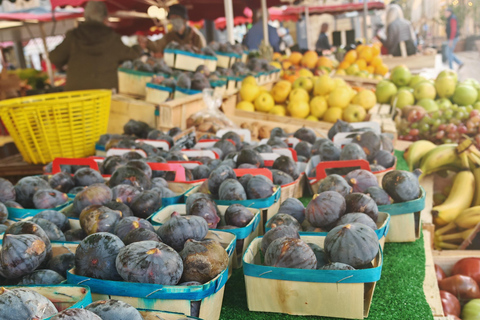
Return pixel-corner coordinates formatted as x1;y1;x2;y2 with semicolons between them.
164;49;218;61
215;51;242;59
66;266;228;301
6;199;73;221
378;187;426;216
265;212;391;240
118;67;155;77
146;82;173;92
137;309;202;320
243;237;383;284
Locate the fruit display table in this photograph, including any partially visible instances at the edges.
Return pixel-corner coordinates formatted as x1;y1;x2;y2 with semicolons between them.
219;152;435;320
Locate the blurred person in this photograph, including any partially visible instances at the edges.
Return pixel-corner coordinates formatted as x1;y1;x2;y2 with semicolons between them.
378;4;416;57
278;27;294;53
296;14;308;52
444;7;464;70
242;11;280;52
316;23;332;54
49;1;141;91
143;4;206;54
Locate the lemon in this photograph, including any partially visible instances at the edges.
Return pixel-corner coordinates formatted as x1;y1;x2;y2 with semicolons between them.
289;88;310;102
328;87;352;109
313;74;335;96
242;75;257;86
254;92;275;112
287;100;310;118
236;101;255;112
322;107;344;123
269;105;287;116
306;115;319;121
240;83;261;102
352;90;377;110
298;68;314;78
310;96;328;119
333;78;348;89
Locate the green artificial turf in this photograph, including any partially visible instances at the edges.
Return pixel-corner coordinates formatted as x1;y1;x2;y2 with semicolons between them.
220;150;433;319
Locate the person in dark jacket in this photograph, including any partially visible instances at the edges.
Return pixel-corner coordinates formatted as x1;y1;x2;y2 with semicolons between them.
444;8;464;70
49;1;141;91
380;4;416;57
243;11;280;52
145;4;205;54
316;23;331;53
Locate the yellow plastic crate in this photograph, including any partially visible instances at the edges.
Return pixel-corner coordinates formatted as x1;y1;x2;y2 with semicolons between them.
0;90;111;164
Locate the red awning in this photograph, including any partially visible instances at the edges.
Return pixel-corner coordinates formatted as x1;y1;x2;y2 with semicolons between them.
283;2;385;15
0;11;83;22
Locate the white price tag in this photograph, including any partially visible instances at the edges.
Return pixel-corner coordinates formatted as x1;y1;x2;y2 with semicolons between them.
106;148;147;158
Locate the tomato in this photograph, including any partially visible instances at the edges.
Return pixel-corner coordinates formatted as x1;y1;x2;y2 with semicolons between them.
462;299;480;320
436;264;447;284
453;258;480;286
440;290;461;317
439;275;480;301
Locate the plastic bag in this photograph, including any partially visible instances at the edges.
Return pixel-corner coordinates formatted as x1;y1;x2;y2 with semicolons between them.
186;88;237;133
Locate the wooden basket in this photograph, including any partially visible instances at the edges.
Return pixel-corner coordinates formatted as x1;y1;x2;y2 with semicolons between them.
215;51;241;69
145;82;172;104
164;49;217;72
118;68;153;97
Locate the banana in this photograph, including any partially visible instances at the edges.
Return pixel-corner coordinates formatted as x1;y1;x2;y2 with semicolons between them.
405;140;437;171
432;170;476;226
455;206;480;229
434;240;460;250
435;228;475;242
419;144;462;179
435;222;458;236
471;166;480;207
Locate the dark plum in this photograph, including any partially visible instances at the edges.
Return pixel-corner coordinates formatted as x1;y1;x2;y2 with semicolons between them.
116;241;183;284
79;205;123;235
35;210;70;232
73;168;104;187
47;253;75;277
373;150;395;168
75;232;124;280
48;172;75;193
370;164;386;172
265;237;316;269
311;138;329;156
50;309;101;320
294;127;316;144
0;178;15;203
186;193;212;215
123;228;162;245
254;144;273;153
114;216;154;241
104;201;133;217
267;137;288;148
238;174;253;191
124;119;151;138
271;169;294;186
365;186;391;206
345;169;378;193
0;234;47;278
168;127;182;137
344;193;378;222
188;197;220;228
297;155;308;163
146;156;167;163
0;225;7;234
0;203;7;224
206;159;222;170
109;166;151;190
317;174;352;197
151;186;176;198
307;243;328;269
321;262;355;270
221;159;237;169
126;160;152;179
5;221;52;265
67;186;85;195
86;300;143;320
218;179;247;200
31;217;65;241
111;185;141;204
178;281;202;317
318;141;341;161
102;156;126;175
17;269;65;285
236;149;264;168
147;129;164;140
33;189;68;209
278;198;306;224
305;191;346;228
0;288;57;319
208;165;236;196
225;204;254;227
294;141;312;159
213;140;236;159
270;127;288;138
151;177;168;188
122;151;144;161
246;175;276;199
180;239;228;283
380;133;394;153
266;213;301;231
272;155;299;180
261;225;300;255
328;119;354;140
129;190;162;219
382;169;422;203
64;229;86;242
14;176;49;208
222;131;242;150
337;212;377;230
192;165;212;180
340;143;367;161
72;184;112;217
353;131;382;161
156;212;208;251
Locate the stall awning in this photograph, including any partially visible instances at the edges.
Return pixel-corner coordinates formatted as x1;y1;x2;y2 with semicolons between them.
282;1;385;15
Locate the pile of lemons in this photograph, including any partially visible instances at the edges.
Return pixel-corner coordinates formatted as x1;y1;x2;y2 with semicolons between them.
236;73;377;123
337;44;388;78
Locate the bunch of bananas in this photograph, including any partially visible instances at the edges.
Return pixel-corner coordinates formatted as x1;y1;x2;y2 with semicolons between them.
405;138;480;249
